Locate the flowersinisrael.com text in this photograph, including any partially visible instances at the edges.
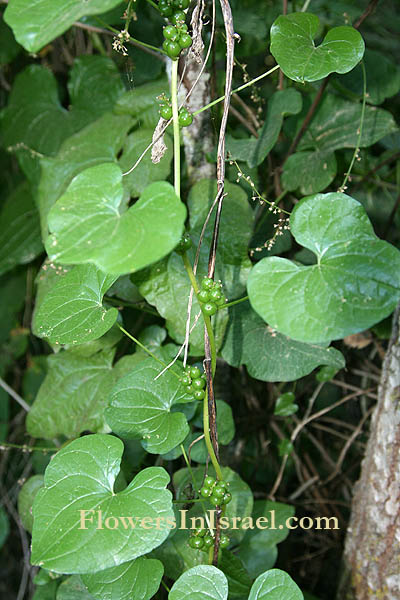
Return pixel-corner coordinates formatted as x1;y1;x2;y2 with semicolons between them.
78;510;339;531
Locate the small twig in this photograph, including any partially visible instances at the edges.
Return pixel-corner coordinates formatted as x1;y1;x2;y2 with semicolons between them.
73;21;164;59
0;378;30;412
229;104;259;137
322;405;374;484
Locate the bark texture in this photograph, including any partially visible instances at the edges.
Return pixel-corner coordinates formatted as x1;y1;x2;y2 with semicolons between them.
338;306;400;600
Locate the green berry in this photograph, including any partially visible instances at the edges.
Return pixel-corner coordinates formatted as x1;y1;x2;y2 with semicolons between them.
192;377;205;390
189;536;204;549
185;385;194;394
159;3;173;16
201;277;214;290
203;302;217;316
164;40;181;58
180;375;191;386
216;296;226;307
160;105;172;120
222;492;232;505
203;535;214;548
163;25;178;40
210;494;220;506
204;476;215;487
175;233;192;254
209;288;222;301
219;534;230;549
194;389;205;400
178;109;193;127
198;290;210;303
200;486;212;498
213;485;225;498
189;366;201;379
178;23;188;32
171;10;186;24
179;33;192;48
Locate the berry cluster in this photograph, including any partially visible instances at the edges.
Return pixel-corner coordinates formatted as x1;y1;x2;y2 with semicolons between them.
157;96;193;127
159;0;192;60
188;528;230;551
180;365;206;400
200;476;232;507
198;277;227;316
175;232;192;255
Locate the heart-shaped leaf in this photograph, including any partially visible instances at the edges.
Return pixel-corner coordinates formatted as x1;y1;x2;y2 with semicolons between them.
270;13;364;82
247;193;400;343
31;434;174;573
33;264;118;345
26;349;116;439
169;565;228;600
4;0;123;52
45;164;186;276
106;361;190;455
221;303;345;381
82;557;164;600
248;568;303;600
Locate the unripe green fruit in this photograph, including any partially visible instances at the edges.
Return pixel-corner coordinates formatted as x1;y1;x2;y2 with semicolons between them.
203;535;214;548
220;534;230;548
203;302;217;316
189;536;204;549
193;389;205;400
171;10;186;24
163;25;179;40
204;476;215;487
198;290;210;303
202;277;214;290
189;366;201;379
200;486;212;498
179;33;192;48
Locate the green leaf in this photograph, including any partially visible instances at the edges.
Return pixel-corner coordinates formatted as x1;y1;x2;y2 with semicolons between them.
82;557;163;600
0;182;43;276
281;150;337;195
45;164;185;275
282;94;398;194
37;112;132;238
274;393;298;417
67;55;125;117
33;264;118;345
217;551;252;599
18;474;44;533
299;95;398;153
119;129;173;197
32;581;58;600
248;568;303;600
335;49;400;105
0;59;124;185
247;193;400;344
106;361;190;454
221;303;345;382
169;565;228;600
270;13;364;83
226;89;302;167
4;0;123;52
114;79;169;125
238;500;295;580
56;576;95;599
26;350;116;439
31;434;174;573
